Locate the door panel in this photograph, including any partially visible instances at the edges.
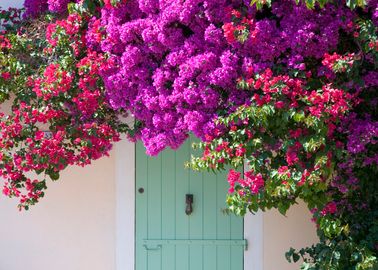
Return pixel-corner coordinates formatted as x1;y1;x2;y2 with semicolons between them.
136;138;245;270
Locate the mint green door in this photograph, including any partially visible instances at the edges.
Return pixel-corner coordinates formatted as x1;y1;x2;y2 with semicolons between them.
136;138;245;270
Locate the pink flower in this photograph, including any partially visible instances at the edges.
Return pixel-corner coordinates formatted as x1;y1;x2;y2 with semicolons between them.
235;144;246;157
103;0;112;8
321;201;337;216
243;171;264;194
286;150;299;166
227;169;241;193
289;128;302;139
222;23;236;43
278;166;291;178
278;166;289;174
275;101;285;109
231;9;241;18
298;169;310;186
1;72;11;80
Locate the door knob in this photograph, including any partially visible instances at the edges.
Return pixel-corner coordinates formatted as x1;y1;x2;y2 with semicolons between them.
185;194;193;215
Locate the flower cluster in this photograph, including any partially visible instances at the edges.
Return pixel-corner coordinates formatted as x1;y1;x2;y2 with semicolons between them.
0;5;128;209
45;12;85;56
228;169;264;194
33;64;74;100
81;0;357;156
191;69;353;216
23;0;74;17
189;3;377;268
322;52;357;74
222;9;255;44
47;0;73;13
23;0;48;18
0;7;23;29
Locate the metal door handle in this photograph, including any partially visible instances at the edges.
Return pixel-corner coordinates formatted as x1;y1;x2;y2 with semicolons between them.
143;244;162;251
185;194;193;215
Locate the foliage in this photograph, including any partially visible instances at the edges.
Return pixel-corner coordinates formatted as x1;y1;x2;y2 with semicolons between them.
191;70;354;215
0;0;377;269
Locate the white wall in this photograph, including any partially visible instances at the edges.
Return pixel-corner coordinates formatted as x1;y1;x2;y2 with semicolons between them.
263;202;318;269
0;153;117;270
245;202;318;270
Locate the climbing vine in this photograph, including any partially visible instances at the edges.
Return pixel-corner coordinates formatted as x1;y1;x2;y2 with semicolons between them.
0;0;377;268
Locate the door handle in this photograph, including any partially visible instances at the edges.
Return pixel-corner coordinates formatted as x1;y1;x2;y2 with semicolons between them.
143;244;162;251
185;194;193;215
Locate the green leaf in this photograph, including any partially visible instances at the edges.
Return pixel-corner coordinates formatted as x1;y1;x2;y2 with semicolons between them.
286;248;296;262
293;253;301;263
346;0;357;9
305;0;315;9
49;171;60;181
293;112;305;123
278;202;290;215
318;0;327;8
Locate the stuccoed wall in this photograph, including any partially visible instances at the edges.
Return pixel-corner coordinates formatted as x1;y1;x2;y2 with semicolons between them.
264;202;318;270
0;156;117;270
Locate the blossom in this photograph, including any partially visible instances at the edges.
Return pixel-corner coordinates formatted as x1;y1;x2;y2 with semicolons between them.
243;171;264;194
286;148;299;166
48;0;73;13
1;72;11;80
321;201;337;216
23;0;48;18
278;166;291;178
82;0;356;156
227;169;241;193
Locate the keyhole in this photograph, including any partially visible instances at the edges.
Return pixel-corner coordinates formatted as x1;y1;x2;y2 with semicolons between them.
138;187;144;194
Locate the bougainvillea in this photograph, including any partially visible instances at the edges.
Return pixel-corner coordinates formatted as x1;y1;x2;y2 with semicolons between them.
0;4;129;209
23;0;48;18
85;0;357;155
23;0;75;17
0;0;377;268
188;4;378;268
191;68;355;212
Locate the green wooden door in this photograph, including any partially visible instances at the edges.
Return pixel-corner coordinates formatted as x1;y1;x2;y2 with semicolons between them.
135;138;245;270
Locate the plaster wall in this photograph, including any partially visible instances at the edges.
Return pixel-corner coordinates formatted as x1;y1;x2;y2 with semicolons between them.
263;202;318;270
0;152;117;270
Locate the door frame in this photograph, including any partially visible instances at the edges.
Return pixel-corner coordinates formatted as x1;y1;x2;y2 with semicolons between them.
114;138;264;270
